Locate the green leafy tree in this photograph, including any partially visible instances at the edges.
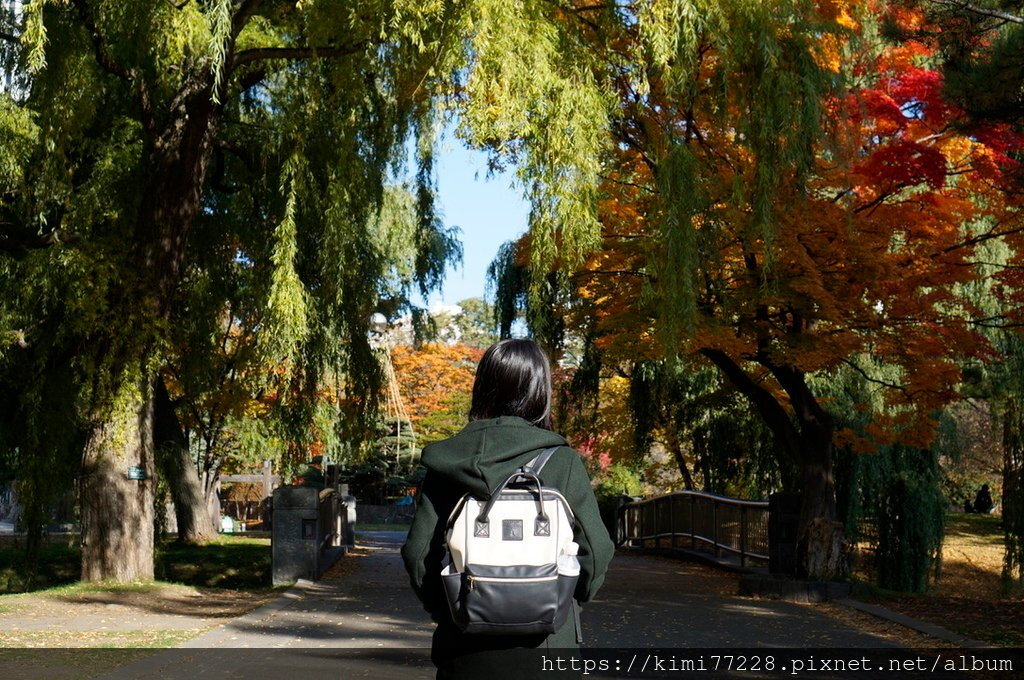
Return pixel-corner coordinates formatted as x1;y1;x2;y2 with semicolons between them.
453;297;499;350
909;0;1024;597
483;1;1024;581
915;0;1024;127
0;0;462;581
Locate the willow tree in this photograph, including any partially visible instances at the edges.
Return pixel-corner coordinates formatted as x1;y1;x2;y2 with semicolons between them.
482;0;1023;580
0;0;463;581
894;0;1024;594
480;0;855;578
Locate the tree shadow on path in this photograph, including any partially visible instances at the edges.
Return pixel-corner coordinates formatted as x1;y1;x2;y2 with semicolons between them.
95;531;901;680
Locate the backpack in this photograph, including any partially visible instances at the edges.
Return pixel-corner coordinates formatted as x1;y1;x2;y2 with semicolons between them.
440;446;579;635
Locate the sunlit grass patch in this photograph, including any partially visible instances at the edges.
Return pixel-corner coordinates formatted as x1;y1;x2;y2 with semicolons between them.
852;512;1022;647
0;628;199;648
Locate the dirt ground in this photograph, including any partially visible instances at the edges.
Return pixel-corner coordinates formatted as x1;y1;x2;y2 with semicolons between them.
853;514;1024;647
0;582;276;648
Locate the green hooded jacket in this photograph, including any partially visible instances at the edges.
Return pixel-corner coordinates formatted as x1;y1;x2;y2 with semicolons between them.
401;416;615;656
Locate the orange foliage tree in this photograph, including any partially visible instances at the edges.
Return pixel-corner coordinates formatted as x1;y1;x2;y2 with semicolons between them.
496;1;1023;578
895;0;1024;592
389;344;484;445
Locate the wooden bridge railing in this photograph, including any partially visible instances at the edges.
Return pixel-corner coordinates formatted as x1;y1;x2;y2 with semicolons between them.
619;491;770;568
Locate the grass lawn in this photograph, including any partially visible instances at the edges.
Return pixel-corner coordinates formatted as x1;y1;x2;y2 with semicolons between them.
853;512;1023;647
0;534;272;594
0;544;279;652
0;525;405;594
155;534;271;589
0;539;80;593
0;578;277;651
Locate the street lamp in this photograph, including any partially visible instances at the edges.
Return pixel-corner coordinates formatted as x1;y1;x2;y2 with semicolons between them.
369;312;389;350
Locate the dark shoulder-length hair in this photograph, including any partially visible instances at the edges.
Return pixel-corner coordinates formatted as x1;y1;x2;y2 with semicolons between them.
468;339;553;430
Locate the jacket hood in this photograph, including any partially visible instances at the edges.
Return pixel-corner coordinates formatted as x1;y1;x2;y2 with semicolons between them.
420;416;567;498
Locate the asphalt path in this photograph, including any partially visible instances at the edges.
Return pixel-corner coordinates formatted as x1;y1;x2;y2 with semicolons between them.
100;531;898;680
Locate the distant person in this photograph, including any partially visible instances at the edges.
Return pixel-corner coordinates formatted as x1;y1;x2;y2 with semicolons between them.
402;339;614;679
974;484;994;514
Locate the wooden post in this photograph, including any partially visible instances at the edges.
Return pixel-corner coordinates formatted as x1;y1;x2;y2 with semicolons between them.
740;505;748;567
641;501;647;548
262;460;274;499
712;500;720;558
690;495;696;551
669;493;676;549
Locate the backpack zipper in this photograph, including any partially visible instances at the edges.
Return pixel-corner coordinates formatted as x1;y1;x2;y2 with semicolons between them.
466;574;558;592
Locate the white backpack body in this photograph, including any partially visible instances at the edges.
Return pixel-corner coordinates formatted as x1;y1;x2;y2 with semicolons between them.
441;447;578;635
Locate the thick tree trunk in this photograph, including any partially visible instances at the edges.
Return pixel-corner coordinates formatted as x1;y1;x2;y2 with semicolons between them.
80;372;156;582
78;65;222;581
154;378;217;544
771;364;845;580
700;348;846;580
205;474;223;530
793;415;844;580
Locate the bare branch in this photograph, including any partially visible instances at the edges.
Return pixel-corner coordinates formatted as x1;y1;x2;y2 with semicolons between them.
699;347;803;464
72;0;134;82
940;218;1024;255
572;268;650;279
928;0;1024;24
236;65;268;92
840;358;908;392
540;0;603;32
970;319;1024;329
599;175;656;194
960;261;1024;269
852;183;910;215
968;308;1024;329
71;0;157;136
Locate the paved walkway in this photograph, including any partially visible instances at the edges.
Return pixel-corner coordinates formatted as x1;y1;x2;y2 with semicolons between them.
103;531;902;679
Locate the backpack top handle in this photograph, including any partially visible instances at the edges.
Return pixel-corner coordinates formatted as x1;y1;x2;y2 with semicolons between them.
475;470;548;529
473;446;561;533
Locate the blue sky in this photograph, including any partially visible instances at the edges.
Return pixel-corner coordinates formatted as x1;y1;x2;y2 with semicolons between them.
424;136;529;308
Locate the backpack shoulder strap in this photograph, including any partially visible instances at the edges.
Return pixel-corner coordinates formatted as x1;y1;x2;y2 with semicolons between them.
521;446;560;477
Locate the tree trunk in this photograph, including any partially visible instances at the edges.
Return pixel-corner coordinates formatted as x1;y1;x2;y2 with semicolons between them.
78;65;222;581
700;348;846;580
1002;395;1024;595
154;378;217;544
205;472;223;530
80;372;156;582
666;430;696;490
769;362;845;581
793;413;844;580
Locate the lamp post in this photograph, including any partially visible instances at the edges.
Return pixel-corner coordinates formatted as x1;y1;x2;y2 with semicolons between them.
369;313;415;475
370;312;388;337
